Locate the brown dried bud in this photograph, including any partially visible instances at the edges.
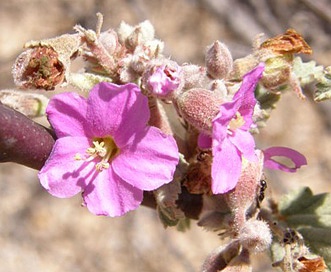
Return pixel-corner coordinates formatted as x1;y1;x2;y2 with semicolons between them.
184;150;213;195
176;88;224;134
297;256;327;272
12;47;65;90
205;40;233;79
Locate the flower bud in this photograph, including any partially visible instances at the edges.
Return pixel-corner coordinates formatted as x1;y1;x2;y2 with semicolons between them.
118;20;155;51
176;88;224;134
221;248;252;272
181;64;207;90
205;41;233;79
141;60;183;99
239;219;272;254
223;151;264;234
99;29;122;56
0;89;49;117
260;56;291;89
201;241;240;272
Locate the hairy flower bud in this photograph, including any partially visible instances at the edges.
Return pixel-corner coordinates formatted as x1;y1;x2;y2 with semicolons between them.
176;88;224;134
239;219;272;253
0;89;49;117
221;248;252;272
181;64;207;90
118;20;155;51
206;41;233;79
201;241;240;272
260;56;291;89
223;151;264;234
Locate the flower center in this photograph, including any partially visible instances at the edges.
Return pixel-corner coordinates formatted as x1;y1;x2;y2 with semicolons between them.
228;112;245;134
75;137;120;171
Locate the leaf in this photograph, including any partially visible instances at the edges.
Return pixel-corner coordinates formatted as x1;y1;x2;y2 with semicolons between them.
279;187;331;228
292;57;324;87
314;67;331;102
279;187;331;269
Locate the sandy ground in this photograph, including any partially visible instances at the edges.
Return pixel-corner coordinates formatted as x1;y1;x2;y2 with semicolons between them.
0;0;331;271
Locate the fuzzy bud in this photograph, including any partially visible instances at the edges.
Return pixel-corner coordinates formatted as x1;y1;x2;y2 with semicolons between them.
181;64;207;90
239;219;272;254
0;89;49;117
176;88;224;134
205;41;233;79
99;29;122;56
118;20;155;51
201;241;240;272
221;248;252;272
229;55;259;81
223;151;264;234
260;56;291;89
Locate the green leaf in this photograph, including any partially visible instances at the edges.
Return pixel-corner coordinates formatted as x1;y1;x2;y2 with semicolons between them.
314;67;331;102
292;57;324;87
279;187;331;228
279;187;331;269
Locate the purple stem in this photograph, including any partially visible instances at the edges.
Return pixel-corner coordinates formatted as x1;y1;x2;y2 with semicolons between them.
0;102;55;170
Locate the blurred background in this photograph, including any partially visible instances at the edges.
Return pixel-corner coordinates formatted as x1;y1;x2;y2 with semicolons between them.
0;0;331;271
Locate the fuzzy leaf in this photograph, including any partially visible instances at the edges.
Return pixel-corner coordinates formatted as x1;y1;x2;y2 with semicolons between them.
292;57;324;87
279;187;331;269
69;72;113;92
279;187;331;228
314;67;331;102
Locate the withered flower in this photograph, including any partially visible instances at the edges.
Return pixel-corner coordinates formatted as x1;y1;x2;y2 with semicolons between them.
13;47;65;90
259;28;312;55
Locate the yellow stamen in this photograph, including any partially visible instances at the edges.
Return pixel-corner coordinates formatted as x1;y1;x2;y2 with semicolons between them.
73;137;120;172
228;112;245;132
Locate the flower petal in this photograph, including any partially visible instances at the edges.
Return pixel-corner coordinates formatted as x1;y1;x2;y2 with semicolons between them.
212;99;239;147
263;146;307;172
46;92;89;137
229;129;257;162
82;169;143;217
235;63;264;130
38;136;93;198
112;127;179;190
86;82;150;146
211;138;242;194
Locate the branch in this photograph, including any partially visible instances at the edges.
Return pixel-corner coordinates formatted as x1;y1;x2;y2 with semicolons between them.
0;102;55;170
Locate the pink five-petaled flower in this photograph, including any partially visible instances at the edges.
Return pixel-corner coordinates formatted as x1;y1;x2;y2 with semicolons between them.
38;82;179;217
199;63;265;194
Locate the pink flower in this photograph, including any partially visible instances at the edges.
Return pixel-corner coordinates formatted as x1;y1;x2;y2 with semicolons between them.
199;63;265;194
38;82;179;217
263;146;307;172
143;62;182;98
